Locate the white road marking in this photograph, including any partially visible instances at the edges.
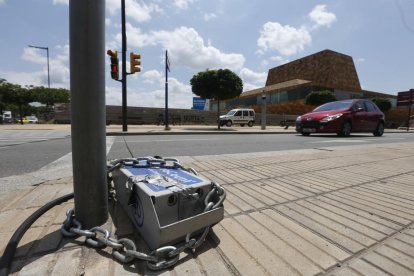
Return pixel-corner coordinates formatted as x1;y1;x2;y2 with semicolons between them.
308;139;369;143
118;138;219;143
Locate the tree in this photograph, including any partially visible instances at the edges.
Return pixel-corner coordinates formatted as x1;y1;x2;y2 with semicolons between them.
0;79;7;116
305;90;337;106
30;86;70;106
372;98;391;113
1;82;34;124
190;69;243;129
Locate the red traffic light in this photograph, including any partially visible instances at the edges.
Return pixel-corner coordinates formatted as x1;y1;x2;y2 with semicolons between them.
107;50;119;80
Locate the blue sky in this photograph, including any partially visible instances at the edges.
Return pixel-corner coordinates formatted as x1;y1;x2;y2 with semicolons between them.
0;0;413;108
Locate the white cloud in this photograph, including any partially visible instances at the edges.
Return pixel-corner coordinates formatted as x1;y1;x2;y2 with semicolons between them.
174;0;195;10
0;71;45;87
239;68;267;91
239;68;266;85
257;22;311;56
204;13;217;22
356;58;365;62
106;76;193;108
122;25;245;71
52;0;68;5
106;0;161;22
49;44;70;87
22;48;47;65
270;56;290;65
51;0;161;22
0;0;6;5
142;69;163;85
309;4;337;28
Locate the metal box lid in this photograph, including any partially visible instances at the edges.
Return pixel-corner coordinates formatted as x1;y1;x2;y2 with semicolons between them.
121;165;211;196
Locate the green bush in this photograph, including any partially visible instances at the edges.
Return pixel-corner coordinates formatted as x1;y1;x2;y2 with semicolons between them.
305;90;337;106
371;98;392;113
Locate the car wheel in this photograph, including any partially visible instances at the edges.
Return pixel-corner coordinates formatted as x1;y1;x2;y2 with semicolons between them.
302;132;311;136
373;122;384;137
226;120;232;127
248;121;254;127
240;124;245;127
338;121;352;137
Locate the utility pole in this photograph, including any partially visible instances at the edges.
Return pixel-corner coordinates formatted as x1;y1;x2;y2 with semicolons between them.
121;0;128;132
69;0;108;228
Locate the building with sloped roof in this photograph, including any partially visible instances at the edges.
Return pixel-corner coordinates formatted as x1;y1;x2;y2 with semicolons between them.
210;49;396;111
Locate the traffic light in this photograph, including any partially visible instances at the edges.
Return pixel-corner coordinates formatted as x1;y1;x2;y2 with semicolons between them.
130;52;141;73
107;50;119;80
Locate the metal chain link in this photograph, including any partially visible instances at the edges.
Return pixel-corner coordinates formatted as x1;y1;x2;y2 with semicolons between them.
61;157;226;271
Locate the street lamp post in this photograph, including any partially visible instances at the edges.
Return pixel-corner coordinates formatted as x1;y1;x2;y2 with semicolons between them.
28;45;50;89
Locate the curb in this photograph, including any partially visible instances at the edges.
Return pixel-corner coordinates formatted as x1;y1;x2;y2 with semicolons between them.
106;129;413;136
106;130;295;136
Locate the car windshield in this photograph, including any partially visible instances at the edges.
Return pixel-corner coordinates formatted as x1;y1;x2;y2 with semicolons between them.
313;101;354;112
226;110;237;115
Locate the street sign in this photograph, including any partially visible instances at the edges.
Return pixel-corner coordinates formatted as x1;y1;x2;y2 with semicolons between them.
397;89;414;107
192;97;208;110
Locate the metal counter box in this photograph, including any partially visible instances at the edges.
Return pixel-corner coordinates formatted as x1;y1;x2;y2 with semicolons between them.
112;162;224;250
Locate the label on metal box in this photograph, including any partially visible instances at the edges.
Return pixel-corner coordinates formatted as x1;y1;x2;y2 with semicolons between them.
126;167;204;192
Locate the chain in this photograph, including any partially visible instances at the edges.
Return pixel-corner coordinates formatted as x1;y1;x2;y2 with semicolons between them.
61;158;226;271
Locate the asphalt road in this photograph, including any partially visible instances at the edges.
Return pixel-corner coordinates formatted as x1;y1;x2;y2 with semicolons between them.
107;132;412;159
0;130;71;178
1;131;412;178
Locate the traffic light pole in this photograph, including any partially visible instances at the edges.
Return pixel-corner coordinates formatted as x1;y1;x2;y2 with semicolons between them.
121;0;128;132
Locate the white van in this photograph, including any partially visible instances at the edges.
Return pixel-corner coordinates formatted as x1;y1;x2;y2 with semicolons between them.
2;111;12;123
219;108;255;127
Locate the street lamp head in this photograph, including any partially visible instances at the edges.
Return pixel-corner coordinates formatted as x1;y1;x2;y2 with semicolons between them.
28;44;48;50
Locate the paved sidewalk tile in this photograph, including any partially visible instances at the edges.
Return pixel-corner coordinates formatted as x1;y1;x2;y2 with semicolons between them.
3;141;414;275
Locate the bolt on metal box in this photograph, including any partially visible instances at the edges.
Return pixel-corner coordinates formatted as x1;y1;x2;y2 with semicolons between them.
111;159;224;250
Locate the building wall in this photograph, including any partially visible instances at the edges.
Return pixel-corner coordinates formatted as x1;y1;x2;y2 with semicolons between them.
334;89;363;100
55;104;219;124
210;49;399;111
266;49;361;92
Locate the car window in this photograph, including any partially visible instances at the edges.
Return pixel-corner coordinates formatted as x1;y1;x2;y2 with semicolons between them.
353;101;366;111
227;110;236;116
243;110;248;116
313;100;354;111
364;101;377;112
249;111;254;116
234;111;242;116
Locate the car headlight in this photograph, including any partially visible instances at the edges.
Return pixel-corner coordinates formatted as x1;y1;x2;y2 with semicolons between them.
296;116;302;122
320;113;343;122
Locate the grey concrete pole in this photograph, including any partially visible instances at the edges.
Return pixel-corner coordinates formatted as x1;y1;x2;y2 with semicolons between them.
69;0;108;228
261;92;267;130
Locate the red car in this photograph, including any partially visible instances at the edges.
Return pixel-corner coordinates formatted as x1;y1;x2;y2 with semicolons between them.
296;99;385;137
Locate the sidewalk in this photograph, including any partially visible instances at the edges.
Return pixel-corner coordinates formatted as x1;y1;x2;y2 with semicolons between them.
1;140;414;275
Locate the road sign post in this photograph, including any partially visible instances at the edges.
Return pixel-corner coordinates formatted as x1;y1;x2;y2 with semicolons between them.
261;92;267;130
408;89;413;131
